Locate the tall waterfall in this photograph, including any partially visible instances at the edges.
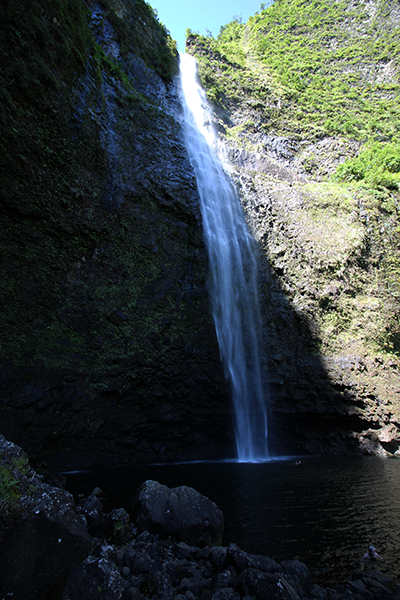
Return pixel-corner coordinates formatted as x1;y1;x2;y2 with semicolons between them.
179;53;269;461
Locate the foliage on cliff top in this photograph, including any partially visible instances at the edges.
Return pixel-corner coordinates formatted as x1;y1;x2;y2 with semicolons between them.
187;0;400;359
187;0;400;142
98;0;178;81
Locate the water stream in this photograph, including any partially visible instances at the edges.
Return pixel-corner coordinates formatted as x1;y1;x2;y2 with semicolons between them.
179;53;268;461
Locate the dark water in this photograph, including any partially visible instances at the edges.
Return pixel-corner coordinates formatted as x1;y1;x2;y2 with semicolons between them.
63;455;400;587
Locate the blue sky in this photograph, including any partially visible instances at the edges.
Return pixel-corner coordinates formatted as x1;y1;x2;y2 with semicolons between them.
149;0;267;52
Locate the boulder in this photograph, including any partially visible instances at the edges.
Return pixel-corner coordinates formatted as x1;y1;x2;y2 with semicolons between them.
62;557;123;600
132;479;224;547
233;569;301;600
281;559;315;594
227;542;284;573
0;435;91;600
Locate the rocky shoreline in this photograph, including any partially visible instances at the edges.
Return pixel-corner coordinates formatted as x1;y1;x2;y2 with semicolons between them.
1;436;399;600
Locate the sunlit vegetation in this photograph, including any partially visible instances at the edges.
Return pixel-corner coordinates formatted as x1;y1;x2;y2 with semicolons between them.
186;0;400;358
334;141;400;189
187;0;400;142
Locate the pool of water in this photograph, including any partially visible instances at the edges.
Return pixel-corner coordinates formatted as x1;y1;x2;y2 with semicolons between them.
63;455;400;587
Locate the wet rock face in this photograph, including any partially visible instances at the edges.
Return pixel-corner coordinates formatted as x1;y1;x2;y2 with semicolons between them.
0;1;233;468
0;436;91;600
232;148;400;457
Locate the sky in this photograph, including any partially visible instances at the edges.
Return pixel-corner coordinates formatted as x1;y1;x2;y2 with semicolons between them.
149;0;266;52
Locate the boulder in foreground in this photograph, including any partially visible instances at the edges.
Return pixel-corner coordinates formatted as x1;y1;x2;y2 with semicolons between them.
132;479;224;547
0;435;91;600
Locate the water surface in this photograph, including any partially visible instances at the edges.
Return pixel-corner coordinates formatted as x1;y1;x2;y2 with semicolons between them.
64;456;400;587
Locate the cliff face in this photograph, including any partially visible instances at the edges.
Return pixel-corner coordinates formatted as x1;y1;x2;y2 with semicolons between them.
0;0;233;469
187;0;400;456
1;0;399;467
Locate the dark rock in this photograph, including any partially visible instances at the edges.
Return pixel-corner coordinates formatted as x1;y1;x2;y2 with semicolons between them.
62;557;123;600
164;559;194;585
211;569;233;588
132;480;224;547
227;542;284;573
0;436;91;600
310;583;329;599
123;548;152;573
352;571;395;599
281;559;315;593
176;566;210;595
210;589;241;600
325;587;343;600
144;570;175;600
209;545;228;569
175;541;198;559
233;569;301;600
83;492;104;524
197;546;212;560
0;0;233;473
104;508;132;544
121;588;145;600
121;566;131;577
346;579;374;599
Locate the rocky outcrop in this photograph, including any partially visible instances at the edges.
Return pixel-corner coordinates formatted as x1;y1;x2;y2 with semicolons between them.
2;437;399;599
229;142;400;456
63;497;399;600
0;436;91;600
187;19;400;457
132;480;224;547
0;0;233;469
62;535;400;600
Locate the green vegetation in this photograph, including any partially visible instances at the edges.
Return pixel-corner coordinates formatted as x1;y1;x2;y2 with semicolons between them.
187;0;400;361
98;0;178;82
0;454;30;517
334;141;400;189
187;0;400;141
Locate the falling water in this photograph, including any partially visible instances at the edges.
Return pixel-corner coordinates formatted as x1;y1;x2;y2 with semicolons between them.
179;53;268;461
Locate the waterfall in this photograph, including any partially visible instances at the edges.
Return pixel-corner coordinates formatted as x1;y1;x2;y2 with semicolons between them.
179;53;269;461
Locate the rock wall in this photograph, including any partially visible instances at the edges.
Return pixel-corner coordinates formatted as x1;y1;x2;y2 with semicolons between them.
187;29;400;457
0;0;233;469
2;0;399;466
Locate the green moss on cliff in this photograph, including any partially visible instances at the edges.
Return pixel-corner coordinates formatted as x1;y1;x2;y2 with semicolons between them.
187;0;400;362
98;0;178;82
188;0;400;141
0;0;183;379
0;453;31;517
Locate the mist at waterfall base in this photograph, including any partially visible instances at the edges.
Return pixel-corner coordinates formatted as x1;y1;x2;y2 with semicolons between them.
179;53;268;461
64;456;400;587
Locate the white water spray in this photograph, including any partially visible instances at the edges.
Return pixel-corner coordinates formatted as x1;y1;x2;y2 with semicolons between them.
179;53;268;461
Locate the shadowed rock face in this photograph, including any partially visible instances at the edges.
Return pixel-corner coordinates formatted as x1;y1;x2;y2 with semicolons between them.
0;435;92;600
0;0;233;469
1;0;399;465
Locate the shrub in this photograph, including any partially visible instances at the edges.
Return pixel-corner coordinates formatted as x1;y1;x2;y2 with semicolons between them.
335;141;400;189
